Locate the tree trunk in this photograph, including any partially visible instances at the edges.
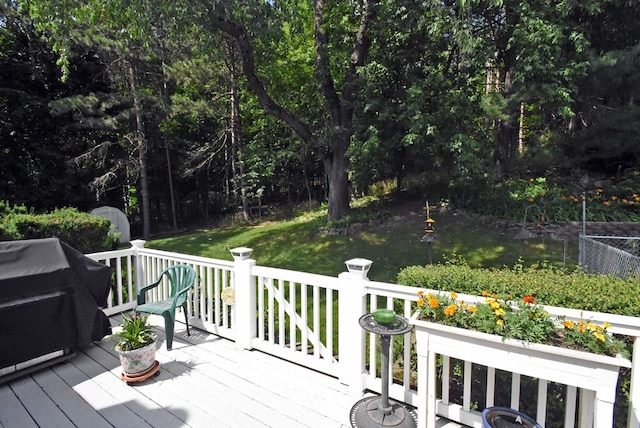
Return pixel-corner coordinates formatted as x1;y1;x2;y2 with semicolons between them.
127;59;151;239
322;135;351;220
518;102;525;156
227;41;250;221
160;56;178;231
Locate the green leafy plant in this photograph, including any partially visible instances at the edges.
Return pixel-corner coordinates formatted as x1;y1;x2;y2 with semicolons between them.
111;311;156;352
561;318;629;358
415;291;628;357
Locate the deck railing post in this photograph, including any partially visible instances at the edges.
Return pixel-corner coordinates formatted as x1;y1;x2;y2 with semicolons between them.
628;337;640;427
131;239;147;297
338;258;372;392
231;247;257;350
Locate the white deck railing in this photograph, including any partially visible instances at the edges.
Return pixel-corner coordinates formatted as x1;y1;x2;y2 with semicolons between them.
87;241;640;428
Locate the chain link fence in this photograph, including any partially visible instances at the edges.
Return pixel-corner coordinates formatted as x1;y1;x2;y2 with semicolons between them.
579;234;640;279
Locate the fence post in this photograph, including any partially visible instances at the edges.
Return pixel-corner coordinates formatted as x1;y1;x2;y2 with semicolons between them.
131;239;146;293
628;338;640;428
338;258;372;392
231;247;257;350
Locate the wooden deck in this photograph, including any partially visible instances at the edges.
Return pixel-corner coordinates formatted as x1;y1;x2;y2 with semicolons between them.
0;315;363;428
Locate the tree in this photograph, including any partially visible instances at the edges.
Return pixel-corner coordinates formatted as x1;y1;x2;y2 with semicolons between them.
199;0;378;220
17;0;178;237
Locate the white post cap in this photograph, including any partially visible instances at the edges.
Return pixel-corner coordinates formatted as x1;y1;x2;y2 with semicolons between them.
230;247;253;261
130;239;146;248
345;258;373;279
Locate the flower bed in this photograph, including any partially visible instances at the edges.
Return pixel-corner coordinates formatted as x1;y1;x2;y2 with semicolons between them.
411;290;633;428
415;290;629;357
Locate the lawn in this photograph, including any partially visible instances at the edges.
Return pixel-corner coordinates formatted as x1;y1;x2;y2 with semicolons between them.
147;200;577;283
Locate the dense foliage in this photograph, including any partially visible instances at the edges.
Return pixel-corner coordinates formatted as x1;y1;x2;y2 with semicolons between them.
1;0;639;236
0;203;117;252
450;174;640;222
398;256;640;315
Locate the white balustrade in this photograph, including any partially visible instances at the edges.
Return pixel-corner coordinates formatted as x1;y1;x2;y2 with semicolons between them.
88;243;640;427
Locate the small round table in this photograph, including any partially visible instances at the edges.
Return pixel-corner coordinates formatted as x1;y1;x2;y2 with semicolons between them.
350;313;417;428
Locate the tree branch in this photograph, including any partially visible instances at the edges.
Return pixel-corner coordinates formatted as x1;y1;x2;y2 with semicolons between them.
204;9;313;143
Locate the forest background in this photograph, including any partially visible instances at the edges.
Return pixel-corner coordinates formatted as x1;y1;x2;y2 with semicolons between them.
1;0;639;240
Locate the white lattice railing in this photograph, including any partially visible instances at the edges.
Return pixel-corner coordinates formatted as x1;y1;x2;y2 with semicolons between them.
88;241;640;428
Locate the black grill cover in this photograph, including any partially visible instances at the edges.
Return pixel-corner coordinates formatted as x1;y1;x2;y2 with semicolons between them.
0;238;112;368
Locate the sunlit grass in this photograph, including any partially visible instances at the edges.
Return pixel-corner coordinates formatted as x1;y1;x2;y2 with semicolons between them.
148;200;578;283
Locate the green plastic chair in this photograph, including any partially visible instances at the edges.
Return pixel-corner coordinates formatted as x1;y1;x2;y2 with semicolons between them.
136;265;197;350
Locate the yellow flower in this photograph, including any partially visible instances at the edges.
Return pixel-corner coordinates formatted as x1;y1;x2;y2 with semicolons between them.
449;291;458;299
444;304;458;316
603;322;611;329
496;319;504;326
417;299;425;307
468;306;478;314
593;332;606;342
495;308;506;317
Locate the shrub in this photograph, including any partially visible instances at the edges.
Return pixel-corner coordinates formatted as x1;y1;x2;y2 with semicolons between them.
0;204;117;253
448;174;640;222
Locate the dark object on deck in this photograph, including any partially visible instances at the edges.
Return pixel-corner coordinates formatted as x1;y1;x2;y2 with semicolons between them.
482;407;542;428
0;238;112;370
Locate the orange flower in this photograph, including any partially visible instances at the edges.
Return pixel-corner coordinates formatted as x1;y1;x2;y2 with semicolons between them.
563;320;575;329
523;295;536;304
417;299;425;307
444;304;458;316
417;290;425;296
428;298;439;308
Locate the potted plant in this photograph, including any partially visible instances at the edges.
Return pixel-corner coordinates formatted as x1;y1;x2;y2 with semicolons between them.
111;311;157;376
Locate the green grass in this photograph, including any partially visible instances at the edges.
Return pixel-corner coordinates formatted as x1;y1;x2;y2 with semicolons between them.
148;200;578;283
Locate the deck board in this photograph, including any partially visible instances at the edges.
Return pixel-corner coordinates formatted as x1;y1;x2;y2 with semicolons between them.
0;316;359;428
0;315;468;428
